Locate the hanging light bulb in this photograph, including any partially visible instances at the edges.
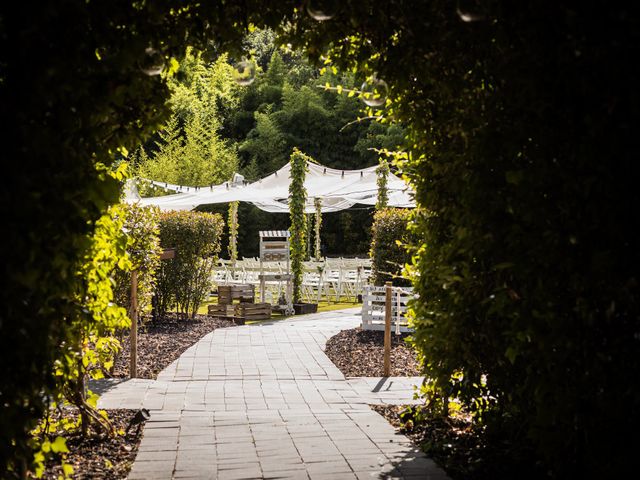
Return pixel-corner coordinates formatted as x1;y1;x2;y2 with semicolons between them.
306;0;336;21
232;58;256;86
456;0;486;22
139;47;165;76
360;75;388;107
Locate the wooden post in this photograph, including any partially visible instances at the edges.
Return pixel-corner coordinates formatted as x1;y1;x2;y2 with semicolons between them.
130;269;138;378
383;281;392;377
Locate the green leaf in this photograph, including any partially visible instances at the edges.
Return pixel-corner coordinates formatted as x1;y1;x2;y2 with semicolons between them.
505;346;518;364
62;463;74;477
167;57;180;76
86;391;99;408
505;170;524;185
51;436;69;454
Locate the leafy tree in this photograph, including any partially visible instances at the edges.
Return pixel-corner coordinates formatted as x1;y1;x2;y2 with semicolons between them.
112;203;162;320
242;27;277;70
229;30;404;176
239;108;287;174
135;51;240;187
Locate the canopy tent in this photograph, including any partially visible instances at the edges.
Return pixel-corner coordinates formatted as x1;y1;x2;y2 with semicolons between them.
124;161;415;213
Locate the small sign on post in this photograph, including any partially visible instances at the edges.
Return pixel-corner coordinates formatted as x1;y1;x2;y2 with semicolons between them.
383;281;392;377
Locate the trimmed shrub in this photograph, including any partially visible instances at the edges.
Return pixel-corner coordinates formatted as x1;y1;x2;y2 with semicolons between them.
370;208;414;287
113;203;162;318
155;211;224;319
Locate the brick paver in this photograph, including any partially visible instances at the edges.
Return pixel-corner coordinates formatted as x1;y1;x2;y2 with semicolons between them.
97;308;449;479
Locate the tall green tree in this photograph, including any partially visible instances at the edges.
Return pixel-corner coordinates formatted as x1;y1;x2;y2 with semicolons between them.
239;108;287;174
135;51;240;187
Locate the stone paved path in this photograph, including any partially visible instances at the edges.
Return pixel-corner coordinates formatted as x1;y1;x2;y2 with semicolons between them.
97;308;449;480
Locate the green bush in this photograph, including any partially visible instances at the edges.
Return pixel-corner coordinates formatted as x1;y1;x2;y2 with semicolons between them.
155;211;224;319
113;203;162;318
370;208;414;287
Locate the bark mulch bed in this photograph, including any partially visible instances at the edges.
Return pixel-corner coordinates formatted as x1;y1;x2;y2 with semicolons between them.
36;407;146;480
369;404;544;480
36;314;234;479
324;327;421;377
370;404;482;480
326;328;541;480
323;327;489;479
112;313;235;379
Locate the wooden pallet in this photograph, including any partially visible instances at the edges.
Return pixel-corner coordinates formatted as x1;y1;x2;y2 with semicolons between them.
208;304;236;317
208;302;271;321
217;284;255;305
361;285;414;333
212;315;246;325
235;302;272;320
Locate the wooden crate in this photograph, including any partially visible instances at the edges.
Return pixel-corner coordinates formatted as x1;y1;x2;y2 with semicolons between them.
208;303;236;317
208;302;271;322
235;302;271;320
217;284;255;305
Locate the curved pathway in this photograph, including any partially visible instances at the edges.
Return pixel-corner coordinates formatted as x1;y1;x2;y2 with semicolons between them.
97;308;449;480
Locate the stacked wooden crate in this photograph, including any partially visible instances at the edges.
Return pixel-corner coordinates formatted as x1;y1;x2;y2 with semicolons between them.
207;302;272;322
207;303;237;318
217;284;255;304
209;283;271;322
234;302;272;320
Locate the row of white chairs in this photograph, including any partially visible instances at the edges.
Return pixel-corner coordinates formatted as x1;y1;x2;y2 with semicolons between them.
211;257;373;304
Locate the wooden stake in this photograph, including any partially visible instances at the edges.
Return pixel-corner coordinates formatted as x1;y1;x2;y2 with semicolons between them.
383;281;392;377
130;269;138;378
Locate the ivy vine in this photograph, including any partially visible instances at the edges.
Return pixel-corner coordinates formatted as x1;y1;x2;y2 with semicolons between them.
289;148;310;304
376;158;389;210
314;197;322;261
227;201;239;267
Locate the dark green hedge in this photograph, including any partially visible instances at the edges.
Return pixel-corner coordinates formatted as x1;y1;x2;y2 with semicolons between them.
401;4;640;477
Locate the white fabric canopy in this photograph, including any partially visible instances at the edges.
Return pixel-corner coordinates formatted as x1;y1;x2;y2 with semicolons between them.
124;161;415;213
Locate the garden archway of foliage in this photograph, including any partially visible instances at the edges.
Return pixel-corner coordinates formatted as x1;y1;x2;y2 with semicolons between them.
1;1;638;478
